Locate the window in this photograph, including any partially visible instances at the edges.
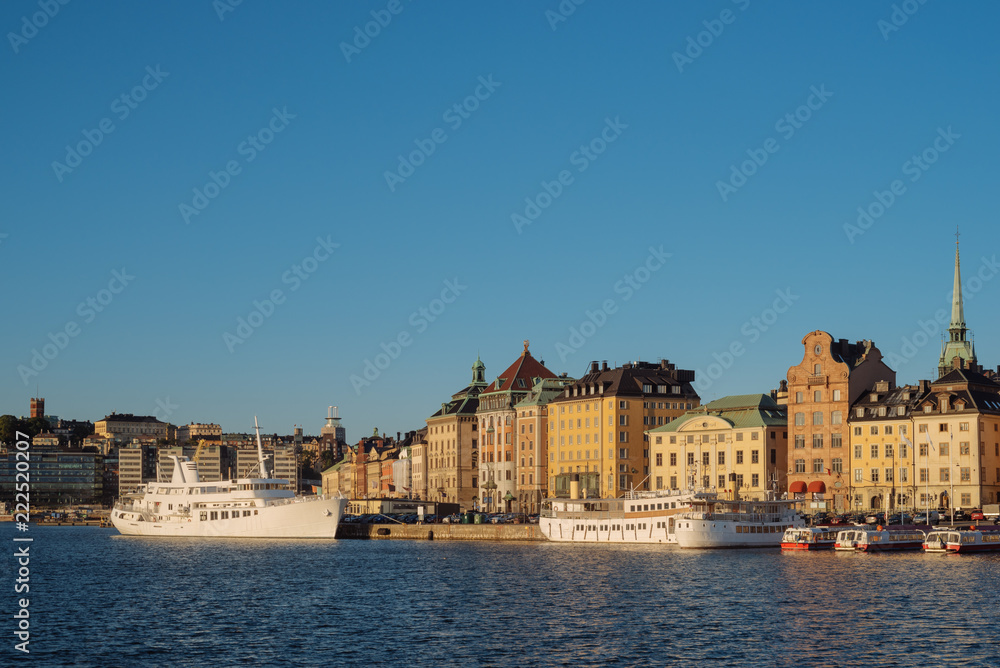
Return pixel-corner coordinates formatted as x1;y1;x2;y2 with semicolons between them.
736;433;744;441
687;453;695;465
655;476;663;489
919;424;928;433
619;432;627;443
795;412;805;426
960;442;970;455
619;401;628;409
751;473;759;487
795;391;803;403
655;453;663;466
670;475;677;488
900;443;907;458
832;458;843;473
702;452;710;466
919;468;928;483
853;426;862;436
718;452;725;465
919;443;928;457
960;422;969;431
884;468;893;482
794;435;805;449
940;443;949;457
885;425;893;435
854;469;863;482
795;459;806;473
814;364;821;374
939;423;948;432
961;493;972;506
619;448;628;459
814;390;822;402
832;433;842;448
885;443;893;458
832;411;842;425
813;412;823;426
939;468;949;482
751;450;759;464
870;444;879;459
854;444;862;459
960;467;971;482
619;415;628;426
670;453;677;466
870;426;878;435
813;459;824;473
833;389;841;401
736;450;744;464
899;468;907;483
812;435;823;449
870;468;879;483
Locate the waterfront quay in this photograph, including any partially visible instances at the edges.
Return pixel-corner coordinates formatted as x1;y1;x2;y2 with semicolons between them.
337;521;543;541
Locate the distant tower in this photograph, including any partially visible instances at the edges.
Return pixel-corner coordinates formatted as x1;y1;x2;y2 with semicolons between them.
321;406;346;444
938;230;978;378
293;426;303;447
30;397;45;419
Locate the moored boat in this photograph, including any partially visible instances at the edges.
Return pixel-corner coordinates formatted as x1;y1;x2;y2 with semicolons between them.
834;526;925;552
674;497;804;549
110;417;347;539
923;527;1000;553
539;489;713;544
781;526;839;550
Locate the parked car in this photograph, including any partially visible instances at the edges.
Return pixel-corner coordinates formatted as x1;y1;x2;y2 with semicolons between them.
865;512;886;525
970;509;985;521
913;511;940;525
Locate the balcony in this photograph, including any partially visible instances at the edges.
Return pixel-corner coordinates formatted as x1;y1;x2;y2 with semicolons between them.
807;374;827;386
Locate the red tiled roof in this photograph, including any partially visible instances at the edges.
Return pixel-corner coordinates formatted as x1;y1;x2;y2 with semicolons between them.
483;347;557;393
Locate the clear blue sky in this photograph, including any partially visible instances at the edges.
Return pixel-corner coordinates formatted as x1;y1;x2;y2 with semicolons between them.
3;1;999;439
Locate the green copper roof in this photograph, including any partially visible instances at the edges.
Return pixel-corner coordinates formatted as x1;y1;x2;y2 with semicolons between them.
650;394;786;432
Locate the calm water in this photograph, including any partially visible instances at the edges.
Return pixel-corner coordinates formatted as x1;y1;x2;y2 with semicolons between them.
6;526;1000;667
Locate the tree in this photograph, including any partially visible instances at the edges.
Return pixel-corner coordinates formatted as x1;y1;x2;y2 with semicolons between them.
0;415;19;444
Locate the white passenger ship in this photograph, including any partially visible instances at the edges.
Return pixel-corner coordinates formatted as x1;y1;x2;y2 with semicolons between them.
674;498;804;549
111;418;347;538
834;526;925;552
539;489;714;544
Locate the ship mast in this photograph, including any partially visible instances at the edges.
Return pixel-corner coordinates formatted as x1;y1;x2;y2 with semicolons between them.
254;415;270;479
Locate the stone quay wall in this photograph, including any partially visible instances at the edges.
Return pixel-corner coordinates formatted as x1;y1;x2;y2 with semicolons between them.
337;523;544;541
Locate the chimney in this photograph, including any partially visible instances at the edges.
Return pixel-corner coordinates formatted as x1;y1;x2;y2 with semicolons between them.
602;361;609;371
590;361;599;374
397;431;401;442
918;379;930;394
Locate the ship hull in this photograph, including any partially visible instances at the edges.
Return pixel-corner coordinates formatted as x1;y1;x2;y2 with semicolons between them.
111;496;348;539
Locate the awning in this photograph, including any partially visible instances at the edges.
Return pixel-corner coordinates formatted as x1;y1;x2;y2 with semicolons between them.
789;481;807;494
807;481;826;493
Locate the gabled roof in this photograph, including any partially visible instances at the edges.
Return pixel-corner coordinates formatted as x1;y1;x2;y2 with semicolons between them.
550;360;699;403
481;346;558;395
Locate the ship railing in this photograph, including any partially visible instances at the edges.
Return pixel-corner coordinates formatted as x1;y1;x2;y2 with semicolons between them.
544;511;617;521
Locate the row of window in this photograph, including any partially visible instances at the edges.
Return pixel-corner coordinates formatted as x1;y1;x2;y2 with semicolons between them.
654;474;761;489
794;434;844;448
198;509;258;521
794;390;842;403
661;432;776;445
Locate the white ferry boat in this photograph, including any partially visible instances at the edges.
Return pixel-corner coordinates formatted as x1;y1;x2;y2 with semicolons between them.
923;527;1000;553
674;498;804;549
111;418;347;538
539;489;714;544
834;526;925;552
781;526;839;550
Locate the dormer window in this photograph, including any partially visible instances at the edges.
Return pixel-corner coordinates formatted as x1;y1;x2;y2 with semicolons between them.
870;393;878;402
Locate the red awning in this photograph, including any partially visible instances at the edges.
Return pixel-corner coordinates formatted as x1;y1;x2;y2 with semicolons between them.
807;481;826;493
789;481;807;493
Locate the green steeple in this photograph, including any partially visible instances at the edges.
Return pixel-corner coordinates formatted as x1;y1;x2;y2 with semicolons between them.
939;230;977;378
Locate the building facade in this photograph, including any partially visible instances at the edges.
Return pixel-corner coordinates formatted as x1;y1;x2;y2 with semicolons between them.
427;357;486;509
786;332;895;512
548;359;700;499
176;423;222;444
514;376;575;512
648;394;788;500
96;413;168;442
477;343;560;512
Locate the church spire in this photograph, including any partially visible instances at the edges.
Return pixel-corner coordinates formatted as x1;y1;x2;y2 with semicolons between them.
950;227;965;331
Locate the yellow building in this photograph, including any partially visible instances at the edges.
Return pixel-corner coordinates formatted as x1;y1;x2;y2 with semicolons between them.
95;413;168;442
648;394;788;499
514;376;574;513
426;357;486;509
846;380;923;512
547;360;699;498
912;369;1000;512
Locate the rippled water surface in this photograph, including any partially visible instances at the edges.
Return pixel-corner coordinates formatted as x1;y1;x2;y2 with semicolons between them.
7;526;1000;667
